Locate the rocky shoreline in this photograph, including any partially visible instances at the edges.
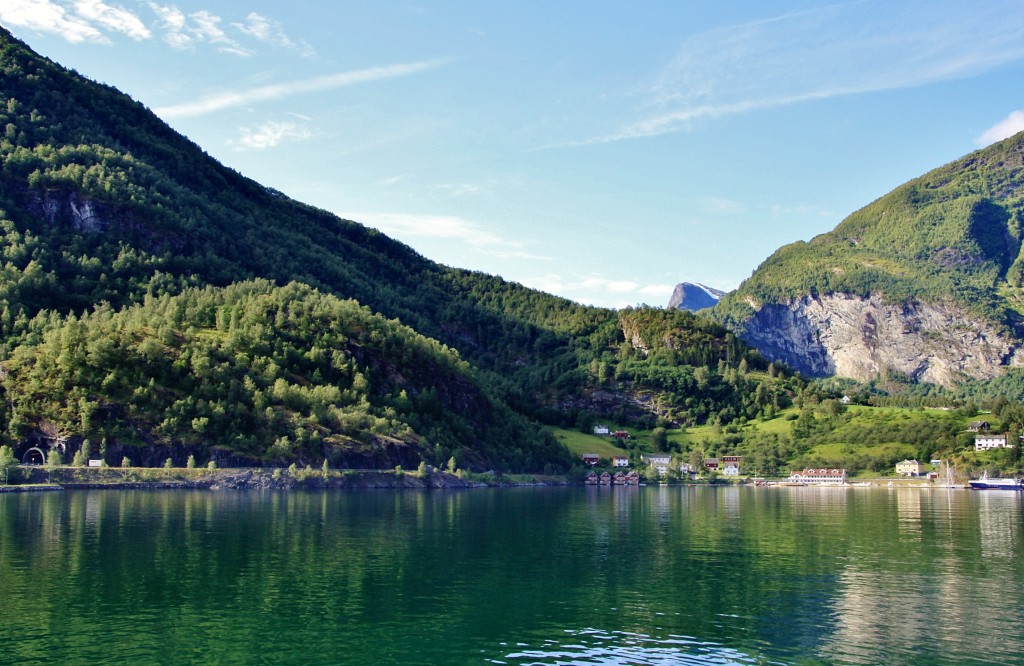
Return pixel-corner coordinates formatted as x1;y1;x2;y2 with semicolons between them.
1;467;572;492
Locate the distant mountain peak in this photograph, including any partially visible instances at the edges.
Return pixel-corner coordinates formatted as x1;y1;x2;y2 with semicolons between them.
667;282;726;312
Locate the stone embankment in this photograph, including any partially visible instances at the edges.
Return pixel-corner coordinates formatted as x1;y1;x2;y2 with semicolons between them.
2;467;571;492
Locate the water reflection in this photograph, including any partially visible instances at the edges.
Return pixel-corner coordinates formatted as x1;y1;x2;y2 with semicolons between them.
1;487;1023;665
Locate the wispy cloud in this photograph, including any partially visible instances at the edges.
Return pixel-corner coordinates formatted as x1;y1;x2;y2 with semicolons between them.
149;3;250;55
976;110;1024;147
520;274;676;307
0;0;146;43
590;1;1024;143
699;196;745;216
231;120;312;150
350;212;550;261
2;1;311;58
233;12;314;58
75;0;150;40
437;183;482;197
155;59;449;118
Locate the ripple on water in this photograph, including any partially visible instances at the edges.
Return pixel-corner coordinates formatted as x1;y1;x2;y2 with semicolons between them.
497;628;783;665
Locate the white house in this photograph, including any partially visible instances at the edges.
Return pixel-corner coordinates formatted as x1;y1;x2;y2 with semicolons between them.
641;453;672;476
593;425;610;436
721;464;741;477
787;468;847;485
612;456;630;468
974;434;1016;451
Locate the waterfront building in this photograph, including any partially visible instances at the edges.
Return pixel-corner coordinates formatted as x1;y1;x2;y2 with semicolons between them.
787;468;847;485
895;459;926;476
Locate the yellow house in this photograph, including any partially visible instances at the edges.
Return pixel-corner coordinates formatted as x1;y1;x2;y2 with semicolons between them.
895;459;925;477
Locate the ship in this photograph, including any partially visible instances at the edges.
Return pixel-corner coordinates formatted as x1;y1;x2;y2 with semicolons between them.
968;472;1024;490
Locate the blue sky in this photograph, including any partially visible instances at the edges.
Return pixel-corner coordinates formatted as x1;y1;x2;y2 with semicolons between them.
4;1;1024;308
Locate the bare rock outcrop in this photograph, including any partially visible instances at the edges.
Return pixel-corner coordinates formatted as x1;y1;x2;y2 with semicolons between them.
741;293;1024;387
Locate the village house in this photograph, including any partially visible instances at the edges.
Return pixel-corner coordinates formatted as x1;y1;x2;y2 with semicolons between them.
678;462;696;476
585;471;599;485
613;471;626;485
582;453;600;467
612;431;630;440
704;457;719;471
968;420;990;432
641;453;672;476
599;471;612;485
787;468;848;485
974;434;1017;451
721;455;742;477
625;470;640;485
593;424;610;436
895;459;926;477
612;456;630;468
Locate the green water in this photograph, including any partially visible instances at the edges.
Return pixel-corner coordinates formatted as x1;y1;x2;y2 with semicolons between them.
1;486;1022;665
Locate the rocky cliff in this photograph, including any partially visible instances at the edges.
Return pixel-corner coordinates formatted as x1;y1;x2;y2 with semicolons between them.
740;293;1024;386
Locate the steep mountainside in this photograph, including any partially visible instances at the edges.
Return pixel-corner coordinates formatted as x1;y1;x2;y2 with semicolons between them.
713;132;1024;386
667;282;726;312
0;27;792;469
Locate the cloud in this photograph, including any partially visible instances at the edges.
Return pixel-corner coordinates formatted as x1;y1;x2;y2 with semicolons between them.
155;59;449;118
233;12;314;58
74;0;150;40
592;1;1024;143
0;0;109;43
976;110;1024;147
351;212;550;261
437;183;482;196
699;196;745;216
519;274;676;307
0;0;152;43
149;3;251;55
231;121;312;150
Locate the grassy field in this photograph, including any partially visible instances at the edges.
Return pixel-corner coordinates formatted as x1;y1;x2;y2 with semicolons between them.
553;428;629;460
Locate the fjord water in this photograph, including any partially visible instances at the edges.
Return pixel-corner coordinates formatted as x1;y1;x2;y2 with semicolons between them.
2;487;1022;665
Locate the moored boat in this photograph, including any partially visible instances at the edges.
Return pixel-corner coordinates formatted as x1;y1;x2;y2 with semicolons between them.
969;472;1024;490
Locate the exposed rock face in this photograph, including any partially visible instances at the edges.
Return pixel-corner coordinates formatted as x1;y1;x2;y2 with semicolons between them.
21;188;185;253
740;293;1024;387
667;282;725;312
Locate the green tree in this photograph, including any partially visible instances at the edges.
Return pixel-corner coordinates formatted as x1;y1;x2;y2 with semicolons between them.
186;455;196;469
652;427;668;452
0;445;18;485
46;448;61;482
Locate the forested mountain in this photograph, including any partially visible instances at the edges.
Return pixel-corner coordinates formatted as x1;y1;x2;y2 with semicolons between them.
714;132;1024;387
0;27;792;470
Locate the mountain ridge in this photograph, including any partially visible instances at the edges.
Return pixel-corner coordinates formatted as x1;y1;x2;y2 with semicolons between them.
667;282;726;312
0;26;787;470
712;130;1024;386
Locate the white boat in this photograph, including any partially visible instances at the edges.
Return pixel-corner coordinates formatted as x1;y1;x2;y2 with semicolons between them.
969;472;1024;490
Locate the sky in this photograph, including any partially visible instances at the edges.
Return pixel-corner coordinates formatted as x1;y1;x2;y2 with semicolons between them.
3;1;1024;309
